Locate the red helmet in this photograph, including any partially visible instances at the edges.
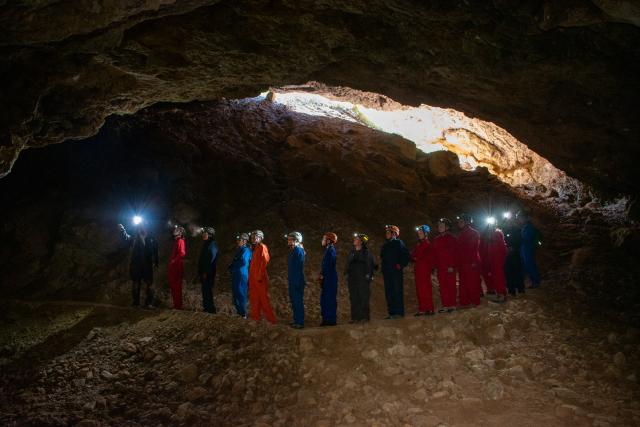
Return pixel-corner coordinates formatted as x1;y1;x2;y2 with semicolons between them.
324;232;338;244
385;224;400;236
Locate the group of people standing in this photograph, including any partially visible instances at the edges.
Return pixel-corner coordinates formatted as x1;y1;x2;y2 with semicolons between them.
118;210;541;329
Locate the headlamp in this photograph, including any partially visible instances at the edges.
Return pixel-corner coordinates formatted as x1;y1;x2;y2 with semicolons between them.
503;211;512;219
133;215;143;225
486;216;496;225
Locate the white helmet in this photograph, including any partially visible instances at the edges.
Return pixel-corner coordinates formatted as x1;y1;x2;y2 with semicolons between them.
287;231;303;243
251;230;265;240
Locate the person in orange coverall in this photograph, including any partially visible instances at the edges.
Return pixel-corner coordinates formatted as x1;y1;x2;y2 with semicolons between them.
456;213;482;307
168;225;186;309
248;230;276;324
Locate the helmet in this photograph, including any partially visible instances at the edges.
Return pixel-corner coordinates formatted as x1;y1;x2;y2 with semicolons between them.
457;213;473;224
251;230;265;240
236;232;250;241
415;224;430;234
324;232;338;244
173;225;185;236
203;227;215;236
353;233;369;244
385;224;400;236
437;218;452;228
287;231;303;243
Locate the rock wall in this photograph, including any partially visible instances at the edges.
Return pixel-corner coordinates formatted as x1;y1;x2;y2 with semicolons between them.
1;0;639;198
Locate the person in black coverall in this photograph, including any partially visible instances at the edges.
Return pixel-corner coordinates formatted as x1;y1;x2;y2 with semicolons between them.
380;225;411;319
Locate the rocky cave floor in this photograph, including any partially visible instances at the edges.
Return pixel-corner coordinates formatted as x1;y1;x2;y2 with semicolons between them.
0;281;639;427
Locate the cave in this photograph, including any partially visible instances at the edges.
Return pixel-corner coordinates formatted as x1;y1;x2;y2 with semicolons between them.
1;2;639;426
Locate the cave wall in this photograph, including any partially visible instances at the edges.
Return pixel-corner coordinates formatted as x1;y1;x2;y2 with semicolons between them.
1;0;639;198
0;98;526;304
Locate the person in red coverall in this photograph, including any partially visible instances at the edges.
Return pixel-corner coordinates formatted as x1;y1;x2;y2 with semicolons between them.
456;213;482;308
481;218;508;303
248;230;276;324
479;226;495;295
432;218;458;313
411;224;435;316
168;225;186;309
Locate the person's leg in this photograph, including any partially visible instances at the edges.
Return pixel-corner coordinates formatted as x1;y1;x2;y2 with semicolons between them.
396;271;405;316
458;266;470;306
383;271;393;316
249;282;260;321
144;279;155;307
438;270;456;309
320;282;328;322
328;280;337;323
424;273;434;313
322;280;337;324
470;267;482;306
524;249;541;287
415;272;428;313
260;282;277;324
363;280;371;321
504;255;516;295
348;279;358;321
201;275;215;313
288;282;302;325
132;279;141;307
515;259;525;294
237;276;248;317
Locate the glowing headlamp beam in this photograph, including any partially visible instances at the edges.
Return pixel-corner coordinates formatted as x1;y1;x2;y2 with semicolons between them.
133;215;143;225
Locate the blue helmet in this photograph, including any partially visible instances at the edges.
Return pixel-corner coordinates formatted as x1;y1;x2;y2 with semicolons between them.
415;224;431;234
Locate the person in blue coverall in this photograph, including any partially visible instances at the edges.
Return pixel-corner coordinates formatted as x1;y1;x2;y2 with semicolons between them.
518;211;542;288
229;232;252;317
380;225;411;319
287;231;306;329
319;232;339;327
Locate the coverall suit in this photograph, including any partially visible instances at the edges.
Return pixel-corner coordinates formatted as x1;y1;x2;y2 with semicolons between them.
249;242;276;323
411;238;434;313
432;231;457;309
168;237;186;309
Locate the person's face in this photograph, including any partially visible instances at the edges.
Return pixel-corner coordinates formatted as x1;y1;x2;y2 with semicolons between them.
252;235;261;245
437;222;446;234
457;219;465;229
417;229;426;240
237;238;246;247
321;236;327;247
202;232;209;241
287;237;294;248
385;230;392;240
354;237;362;249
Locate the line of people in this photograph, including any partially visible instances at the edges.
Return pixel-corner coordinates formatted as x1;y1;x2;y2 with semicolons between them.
118;210;541;328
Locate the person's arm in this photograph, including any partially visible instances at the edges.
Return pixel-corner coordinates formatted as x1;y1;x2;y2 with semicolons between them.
210;242;218;262
178;239;186;260
118;224;133;246
259;245;269;281
368;252;377;279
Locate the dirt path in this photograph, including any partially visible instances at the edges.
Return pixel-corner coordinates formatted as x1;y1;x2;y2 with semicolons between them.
0;287;638;426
